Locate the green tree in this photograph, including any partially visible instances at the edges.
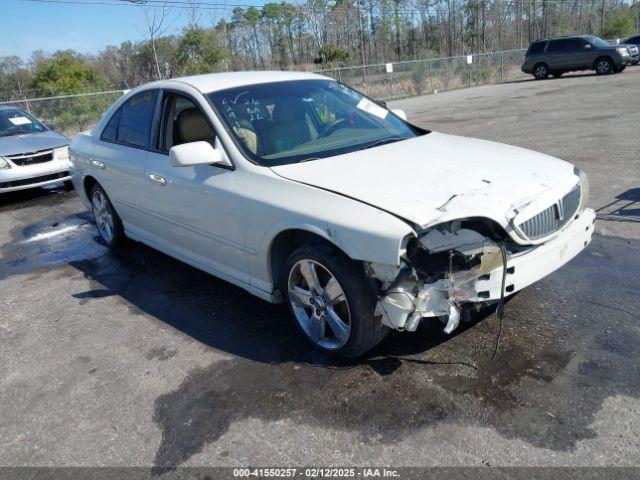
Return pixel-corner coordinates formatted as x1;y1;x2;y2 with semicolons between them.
601;10;635;38
175;27;229;75
314;45;350;64
31;50;104;95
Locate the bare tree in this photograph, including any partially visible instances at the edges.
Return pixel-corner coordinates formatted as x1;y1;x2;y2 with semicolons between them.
143;2;175;80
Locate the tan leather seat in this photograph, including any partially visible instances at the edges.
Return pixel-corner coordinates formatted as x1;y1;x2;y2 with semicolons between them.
174;108;214;146
268;100;311;154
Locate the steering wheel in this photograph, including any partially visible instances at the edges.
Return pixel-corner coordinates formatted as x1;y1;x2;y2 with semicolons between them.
319;118;348;138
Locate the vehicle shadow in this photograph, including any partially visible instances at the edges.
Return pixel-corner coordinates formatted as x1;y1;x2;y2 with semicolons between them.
595;187;640;223
67;237;489;369
66;238;519;471
507;71;599;84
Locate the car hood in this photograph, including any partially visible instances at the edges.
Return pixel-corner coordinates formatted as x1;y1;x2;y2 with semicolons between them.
271;131;577;228
0;130;69;157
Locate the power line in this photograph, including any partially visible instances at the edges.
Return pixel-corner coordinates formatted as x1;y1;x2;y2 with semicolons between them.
17;0;265;10
116;0;256;6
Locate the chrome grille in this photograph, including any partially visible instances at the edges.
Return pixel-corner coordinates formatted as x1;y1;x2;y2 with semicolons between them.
6;149;54;166
518;184;581;240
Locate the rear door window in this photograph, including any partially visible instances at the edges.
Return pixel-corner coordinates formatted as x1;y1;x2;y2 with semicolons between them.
101;109;120;142
547;39;571;53
103;90;158;148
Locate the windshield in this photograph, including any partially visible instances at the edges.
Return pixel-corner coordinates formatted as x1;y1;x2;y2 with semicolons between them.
0;108;47;137
207;80;421;166
585;36;611;48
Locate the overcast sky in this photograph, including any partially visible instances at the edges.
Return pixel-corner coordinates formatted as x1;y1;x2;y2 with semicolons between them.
4;0;261;62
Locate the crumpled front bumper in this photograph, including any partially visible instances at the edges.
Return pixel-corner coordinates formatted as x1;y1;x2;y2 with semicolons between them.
466;207;595;301
373;208;596;333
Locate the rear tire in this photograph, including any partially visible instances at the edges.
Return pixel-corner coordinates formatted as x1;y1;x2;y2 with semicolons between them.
283;243;388;358
533;63;550;80
595;57;614;75
90;184;125;248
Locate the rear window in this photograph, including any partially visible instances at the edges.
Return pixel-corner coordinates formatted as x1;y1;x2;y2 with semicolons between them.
527;42;546;55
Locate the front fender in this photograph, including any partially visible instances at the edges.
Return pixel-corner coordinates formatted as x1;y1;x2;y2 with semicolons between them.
242;170;417;294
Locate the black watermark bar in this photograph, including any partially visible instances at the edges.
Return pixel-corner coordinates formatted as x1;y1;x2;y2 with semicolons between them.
1;468;640;480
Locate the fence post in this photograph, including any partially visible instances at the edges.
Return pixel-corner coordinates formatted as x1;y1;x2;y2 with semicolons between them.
338;68;342;83
500;51;504;83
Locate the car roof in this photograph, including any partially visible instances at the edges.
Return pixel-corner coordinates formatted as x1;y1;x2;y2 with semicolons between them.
535;35;594;42
162;70;328;94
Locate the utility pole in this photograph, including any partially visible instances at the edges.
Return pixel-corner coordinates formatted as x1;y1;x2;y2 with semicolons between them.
356;0;367;85
600;0;606;33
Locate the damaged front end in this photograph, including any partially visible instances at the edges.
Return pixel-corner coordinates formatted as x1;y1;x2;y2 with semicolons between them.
366;221;510;335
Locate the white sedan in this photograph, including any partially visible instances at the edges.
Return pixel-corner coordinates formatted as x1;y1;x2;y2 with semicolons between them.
69;71;595;357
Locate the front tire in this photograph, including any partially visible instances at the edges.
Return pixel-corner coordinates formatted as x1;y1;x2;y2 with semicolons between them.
595;57;614;75
90;184;125;248
283;244;388;358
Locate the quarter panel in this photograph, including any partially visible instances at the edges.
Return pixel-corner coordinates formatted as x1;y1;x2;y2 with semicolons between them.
69;132;96;208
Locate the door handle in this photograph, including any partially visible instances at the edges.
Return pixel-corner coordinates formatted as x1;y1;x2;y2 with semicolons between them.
148;174;167;186
90;159;105;169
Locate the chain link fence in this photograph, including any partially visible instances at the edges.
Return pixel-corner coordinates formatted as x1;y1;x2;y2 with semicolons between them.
0;90;125;138
317;49;528;100
0;49;528;138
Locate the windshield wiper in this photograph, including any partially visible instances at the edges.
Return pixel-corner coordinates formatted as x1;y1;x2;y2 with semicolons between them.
0;131;26;137
359;136;407;151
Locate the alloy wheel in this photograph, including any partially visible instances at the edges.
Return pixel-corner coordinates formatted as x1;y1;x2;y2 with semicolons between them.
287;259;351;350
596;60;611;74
534;65;548;79
92;190;114;244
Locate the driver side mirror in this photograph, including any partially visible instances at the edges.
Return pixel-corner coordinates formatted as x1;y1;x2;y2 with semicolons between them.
584;44;592;49
390;109;408;121
169;140;232;168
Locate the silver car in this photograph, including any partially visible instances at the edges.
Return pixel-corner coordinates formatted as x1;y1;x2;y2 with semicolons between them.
0;106;72;193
